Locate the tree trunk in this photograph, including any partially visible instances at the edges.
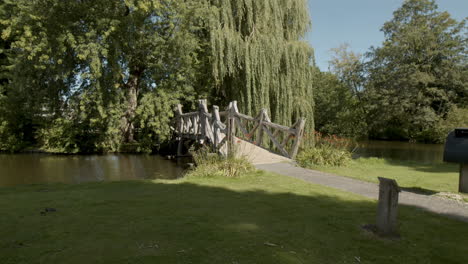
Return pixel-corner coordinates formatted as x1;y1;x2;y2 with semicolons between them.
123;66;144;143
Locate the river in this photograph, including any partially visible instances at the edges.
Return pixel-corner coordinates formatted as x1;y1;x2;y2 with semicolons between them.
0;140;446;187
354;140;445;163
0;153;188;187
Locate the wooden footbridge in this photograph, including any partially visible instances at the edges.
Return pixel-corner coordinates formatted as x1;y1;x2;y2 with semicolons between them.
173;100;305;163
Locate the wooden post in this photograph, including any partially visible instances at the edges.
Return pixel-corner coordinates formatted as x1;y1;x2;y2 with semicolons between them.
459;164;468;193
226;102;231;154
230;101;238;146
175;104;184;157
198;99;208;143
212;105;221;152
376;177;400;236
290;118;306;159
256;109;266;147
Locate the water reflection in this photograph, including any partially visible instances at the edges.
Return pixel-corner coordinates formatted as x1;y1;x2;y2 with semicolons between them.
0;154;187;187
354;140;445;163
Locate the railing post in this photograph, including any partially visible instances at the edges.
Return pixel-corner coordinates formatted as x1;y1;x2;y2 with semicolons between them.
175;104;184;157
256;109;266;147
198;99;208;143
226;101;237;157
290;117;306;159
212;105;221;152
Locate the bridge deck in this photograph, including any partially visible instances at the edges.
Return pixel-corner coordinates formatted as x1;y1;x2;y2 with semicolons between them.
225;137;292;165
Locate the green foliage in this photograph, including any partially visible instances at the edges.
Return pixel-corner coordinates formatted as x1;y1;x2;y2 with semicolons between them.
208;0;315;133
297;132;353;167
135;90;179;153
0;120;26;152
0;0;208;152
365;0;467;141
422;106;468;143
313;68;367;138
0;0;316;153
189;147;255;178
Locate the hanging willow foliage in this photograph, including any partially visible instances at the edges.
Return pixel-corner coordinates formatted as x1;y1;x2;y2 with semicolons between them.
207;0;315;134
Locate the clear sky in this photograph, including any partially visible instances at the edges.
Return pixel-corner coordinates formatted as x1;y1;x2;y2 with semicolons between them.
306;0;468;71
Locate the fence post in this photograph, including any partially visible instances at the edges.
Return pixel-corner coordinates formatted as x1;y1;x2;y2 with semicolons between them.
290;118;305;159
376;177;400;236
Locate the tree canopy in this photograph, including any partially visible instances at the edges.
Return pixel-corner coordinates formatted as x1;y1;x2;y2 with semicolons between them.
316;0;467;143
0;0;315;152
365;0;467;141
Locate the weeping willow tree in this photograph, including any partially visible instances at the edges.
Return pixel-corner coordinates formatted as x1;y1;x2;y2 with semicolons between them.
207;0;315;133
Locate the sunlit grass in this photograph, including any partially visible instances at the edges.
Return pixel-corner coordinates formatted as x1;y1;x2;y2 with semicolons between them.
317;157;466;198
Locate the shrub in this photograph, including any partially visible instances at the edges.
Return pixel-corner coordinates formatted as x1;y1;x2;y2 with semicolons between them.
188;146;255;178
0;120;26;152
421;106;468;143
297;132;353;167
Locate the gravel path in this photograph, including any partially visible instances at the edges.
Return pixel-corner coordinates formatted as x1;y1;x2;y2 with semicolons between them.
256;162;468;223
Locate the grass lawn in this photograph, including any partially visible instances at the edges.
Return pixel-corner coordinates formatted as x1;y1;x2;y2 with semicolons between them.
316;158;465;195
1;171;467;263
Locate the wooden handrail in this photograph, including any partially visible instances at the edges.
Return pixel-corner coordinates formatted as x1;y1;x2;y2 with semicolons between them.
174;99;306;159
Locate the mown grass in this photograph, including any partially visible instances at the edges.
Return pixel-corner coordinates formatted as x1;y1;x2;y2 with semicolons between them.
1;170;468;263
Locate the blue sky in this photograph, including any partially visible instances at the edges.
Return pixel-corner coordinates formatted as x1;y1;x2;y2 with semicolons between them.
306;0;468;71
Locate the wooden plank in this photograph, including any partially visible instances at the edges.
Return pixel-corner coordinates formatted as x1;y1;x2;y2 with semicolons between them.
281;134;292;148
218;137;227;149
180;112;198;117
247;122;260;139
235;112;255;121
262;121;295;133
235;117;249;137
263;126;290;158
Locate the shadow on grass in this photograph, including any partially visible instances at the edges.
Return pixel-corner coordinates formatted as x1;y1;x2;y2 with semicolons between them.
1;179;467;264
399;186;438;195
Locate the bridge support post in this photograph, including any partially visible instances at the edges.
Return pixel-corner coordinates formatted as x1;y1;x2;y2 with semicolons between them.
226;101;237;157
290;118;306;160
212;106;221;153
256;109;266;147
198;99;208;144
175;104;184;157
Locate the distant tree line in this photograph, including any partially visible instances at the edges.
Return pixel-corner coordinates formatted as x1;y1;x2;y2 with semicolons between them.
314;0;467;143
0;0;314;153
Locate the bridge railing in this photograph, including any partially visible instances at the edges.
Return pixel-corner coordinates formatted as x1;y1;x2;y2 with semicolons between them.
174;99;305;159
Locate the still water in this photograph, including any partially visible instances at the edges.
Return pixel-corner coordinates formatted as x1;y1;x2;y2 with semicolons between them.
0;140;446;187
354;140;445;163
0;154;187;187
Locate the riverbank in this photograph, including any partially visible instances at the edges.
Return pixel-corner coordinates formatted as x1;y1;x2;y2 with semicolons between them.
315;158;468;202
2;171;467;263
